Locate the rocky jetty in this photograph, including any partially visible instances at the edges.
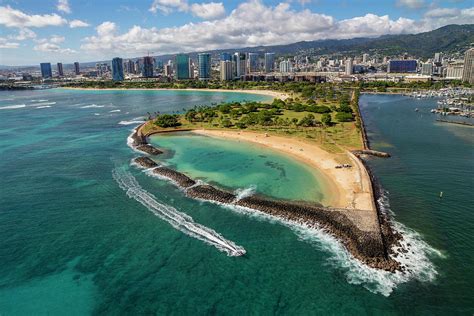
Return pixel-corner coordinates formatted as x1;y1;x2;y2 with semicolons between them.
186;185;236;204
152;167;196;188
134;157;158;168
353;150;391;158
136;144;163;155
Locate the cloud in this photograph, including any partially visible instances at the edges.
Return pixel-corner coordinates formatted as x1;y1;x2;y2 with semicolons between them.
57;0;71;14
422;7;474;29
0;37;20;49
396;0;426;9
149;0;225;19
82;0;473;59
50;35;65;43
34;42;76;53
69;19;90;28
8;28;36;40
0;5;67;28
190;2;225;19
149;0;189;14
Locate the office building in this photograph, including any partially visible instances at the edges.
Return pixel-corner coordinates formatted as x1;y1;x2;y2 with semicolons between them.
421;63;433;76
125;59;134;74
387;60;417;73
462;48;474;84
221;52;232;62
434;53;443;67
198;53;211;80
446;63;464;79
112;57;124;81
362;53;369;64
96;63;110;77
57;62;64;77
142;56;154;77
175;54;191;80
164;64;173;76
248;53;259;73
233;52;247;78
279;59;291;73
264;53;275;73
345;58;353;75
40;63;52;78
74;62;80;75
220;60;233;81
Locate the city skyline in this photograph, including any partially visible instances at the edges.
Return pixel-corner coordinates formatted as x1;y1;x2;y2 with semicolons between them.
0;0;473;65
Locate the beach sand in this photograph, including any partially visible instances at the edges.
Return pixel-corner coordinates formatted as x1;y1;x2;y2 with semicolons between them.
61;87;289;101
192;129;375;213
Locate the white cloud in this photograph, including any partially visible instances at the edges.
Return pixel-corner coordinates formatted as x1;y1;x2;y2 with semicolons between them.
422;7;474;29
149;0;225;19
69;19;90;28
34;42;76;53
57;0;71;14
0;5;67;28
0;37;20;49
50;35;65;43
190;2;225;19
82;0;473;59
396;0;425;9
8;28;36;40
149;0;189;14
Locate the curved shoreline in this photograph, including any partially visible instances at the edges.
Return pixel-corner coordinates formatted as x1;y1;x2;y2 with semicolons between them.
60;87;289;101
129;125;405;271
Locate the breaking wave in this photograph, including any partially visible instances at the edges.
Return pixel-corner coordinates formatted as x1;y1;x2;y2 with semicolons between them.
234;185;257;201
109;109;121;113
81;104;105;109
119;119;145;125
112;167;246;257
0;104;26;110
36;105;51;109
30;101;56;106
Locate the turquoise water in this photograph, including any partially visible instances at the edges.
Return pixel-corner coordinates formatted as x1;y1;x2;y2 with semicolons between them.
0;89;472;314
150;133;326;202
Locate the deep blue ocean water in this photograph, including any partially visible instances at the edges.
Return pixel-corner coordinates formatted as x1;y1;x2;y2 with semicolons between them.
0;89;472;315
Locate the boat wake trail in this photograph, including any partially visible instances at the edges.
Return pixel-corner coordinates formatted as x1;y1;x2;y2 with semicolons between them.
112;167;246;257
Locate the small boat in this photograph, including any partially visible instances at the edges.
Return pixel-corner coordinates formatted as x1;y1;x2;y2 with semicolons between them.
415;108;419;112
439;191;443;198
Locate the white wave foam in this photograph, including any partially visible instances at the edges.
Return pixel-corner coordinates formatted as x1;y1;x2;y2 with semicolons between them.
36;105;51;109
119;120;144;125
0;98;14;101
109;109;121;113
0;104;26;110
234;185;256;201
112;168;245;256
81;104;105;109
93;113;101;116
30;101;56;106
30;99;48;102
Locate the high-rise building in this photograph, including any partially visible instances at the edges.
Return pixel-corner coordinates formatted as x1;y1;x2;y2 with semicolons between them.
220;60;233;81
279;59;291;73
434;53;443;67
134;60;141;74
175;54;191;80
142;56;154;77
40;63;52;78
462;48;474;84
220;52;232;62
74;62;80;75
421;63;433;76
125;59;134;74
446;63;464;79
362;53;369;64
264;53;275;73
387;60;417;73
164;64;173;76
112;57;124;81
232;52;247;78
345;58;353;75
248;53;259;73
198;53;211;80
57;62;64;77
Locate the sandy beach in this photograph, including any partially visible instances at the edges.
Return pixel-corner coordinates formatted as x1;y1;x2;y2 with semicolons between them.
61;87;289;100
192;129;375;213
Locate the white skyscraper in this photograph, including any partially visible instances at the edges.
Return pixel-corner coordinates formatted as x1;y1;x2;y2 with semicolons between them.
345;58;353;75
279;59;291;73
220;60;233;81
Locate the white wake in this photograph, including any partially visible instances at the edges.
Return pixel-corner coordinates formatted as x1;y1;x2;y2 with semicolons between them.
112;167;246;257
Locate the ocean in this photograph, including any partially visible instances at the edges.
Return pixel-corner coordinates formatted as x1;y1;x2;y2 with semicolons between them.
0;89;472;314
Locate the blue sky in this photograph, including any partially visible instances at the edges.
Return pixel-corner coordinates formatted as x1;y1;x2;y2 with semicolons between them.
0;0;472;65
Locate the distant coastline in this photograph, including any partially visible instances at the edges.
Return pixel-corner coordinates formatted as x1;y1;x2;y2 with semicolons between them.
60;87;290;101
